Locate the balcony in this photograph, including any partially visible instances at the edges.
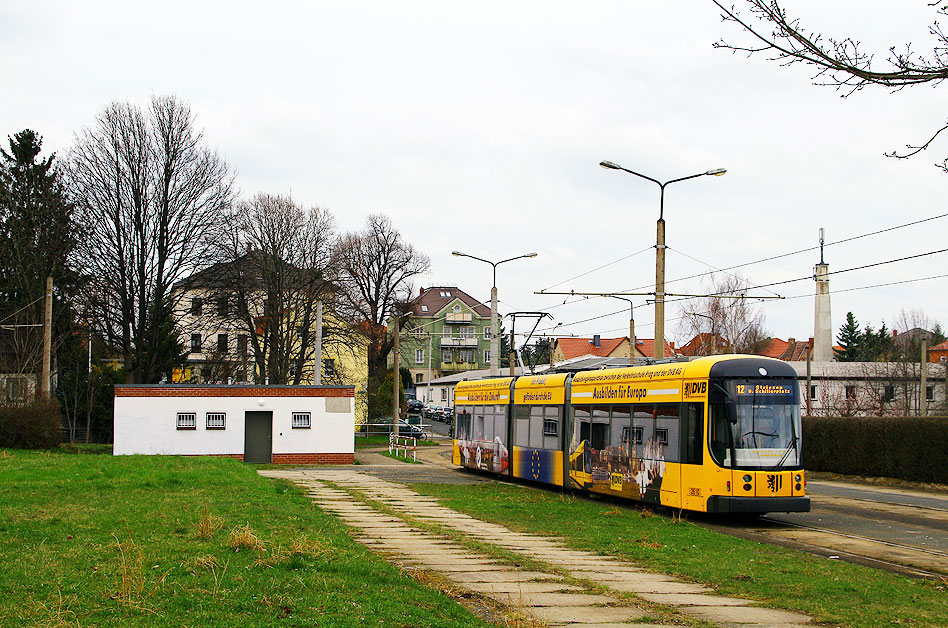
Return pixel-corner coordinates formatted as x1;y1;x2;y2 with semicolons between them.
441;361;478;372
444;312;473;324
439;335;478;347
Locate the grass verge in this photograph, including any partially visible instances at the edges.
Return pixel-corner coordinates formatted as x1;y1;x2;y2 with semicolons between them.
355;435;439;449
379;450;423;464
412;481;948;628
0;448;500;628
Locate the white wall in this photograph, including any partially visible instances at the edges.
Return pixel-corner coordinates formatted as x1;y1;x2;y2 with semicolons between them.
114;393;354;456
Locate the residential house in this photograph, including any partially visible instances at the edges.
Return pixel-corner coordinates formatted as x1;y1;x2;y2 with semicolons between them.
401;287;493;385
172;254;369;424
929;340;948;364
551;336;677;363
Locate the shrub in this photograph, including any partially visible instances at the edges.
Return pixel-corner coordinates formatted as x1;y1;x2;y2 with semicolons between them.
0;398;62;449
803;416;948;483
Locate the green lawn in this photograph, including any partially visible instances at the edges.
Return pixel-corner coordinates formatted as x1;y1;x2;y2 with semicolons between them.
413;481;948;628
354;435;439;449
0;449;496;628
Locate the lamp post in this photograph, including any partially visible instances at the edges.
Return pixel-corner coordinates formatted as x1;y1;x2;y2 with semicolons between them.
609;295;639;363
600;160;725;359
687;311;716;355
452;251;538;376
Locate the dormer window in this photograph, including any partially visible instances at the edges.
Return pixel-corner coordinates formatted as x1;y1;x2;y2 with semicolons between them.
440;290;451;297
421;305;428;312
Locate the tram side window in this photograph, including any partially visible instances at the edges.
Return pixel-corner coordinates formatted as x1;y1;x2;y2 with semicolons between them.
493;404;506;442
543;406;560;449
681;402;704;465
513;404;530;446
474;405;486;440
573;405;591;450
590;407;609;450
456;410;472;441
529;405;545;448
632;404;654;448
611;405;631;454
655;404;680;463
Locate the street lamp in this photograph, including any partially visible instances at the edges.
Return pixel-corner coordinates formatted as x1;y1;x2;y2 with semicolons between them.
608;295;640;363
687;311;717;355
600;160;725;358
452;251;538;376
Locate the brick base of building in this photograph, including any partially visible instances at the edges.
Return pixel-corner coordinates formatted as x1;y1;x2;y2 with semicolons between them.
271;453;354;465
182;452;353;464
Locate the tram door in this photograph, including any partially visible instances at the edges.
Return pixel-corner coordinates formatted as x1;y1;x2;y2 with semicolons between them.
680;402;707;511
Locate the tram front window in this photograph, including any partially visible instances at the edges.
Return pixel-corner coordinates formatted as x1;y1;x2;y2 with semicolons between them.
710;379;801;469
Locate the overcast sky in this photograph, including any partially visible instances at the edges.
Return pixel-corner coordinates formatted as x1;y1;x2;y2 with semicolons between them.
3;1;946;345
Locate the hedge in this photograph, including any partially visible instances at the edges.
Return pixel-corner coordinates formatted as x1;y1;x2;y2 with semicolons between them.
0;399;63;450
803;416;948;484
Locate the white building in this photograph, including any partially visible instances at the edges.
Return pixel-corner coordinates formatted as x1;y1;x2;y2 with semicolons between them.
114;385;355;463
791;361;947;417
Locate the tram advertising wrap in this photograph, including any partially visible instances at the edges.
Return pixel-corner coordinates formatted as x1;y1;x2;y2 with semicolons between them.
453;378;513;474
451;355;810;514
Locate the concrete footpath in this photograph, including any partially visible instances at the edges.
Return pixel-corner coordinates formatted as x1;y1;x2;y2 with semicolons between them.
260;465;813;628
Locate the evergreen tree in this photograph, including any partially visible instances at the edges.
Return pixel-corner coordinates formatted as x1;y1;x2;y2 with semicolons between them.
835;312;861;362
0;129;77;303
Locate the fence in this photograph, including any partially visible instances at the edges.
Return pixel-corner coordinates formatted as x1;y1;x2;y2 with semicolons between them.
389;433;417;461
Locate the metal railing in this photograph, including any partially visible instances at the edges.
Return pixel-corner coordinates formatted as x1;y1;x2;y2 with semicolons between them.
389;433;417;461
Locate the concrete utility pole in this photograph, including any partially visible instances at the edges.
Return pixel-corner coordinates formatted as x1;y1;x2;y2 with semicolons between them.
509;318;516;378
920;339;928;416
598;161;726;359
392;316;400;436
655;218;666;359
40;276;52;398
313;300;323;385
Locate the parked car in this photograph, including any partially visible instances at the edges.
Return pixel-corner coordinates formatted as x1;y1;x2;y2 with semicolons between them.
423;405;442;420
406;399;424;416
436;407;453;423
397;419;428;441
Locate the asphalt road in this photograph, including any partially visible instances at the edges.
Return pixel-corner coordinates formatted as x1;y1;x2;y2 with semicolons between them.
702;480;948;578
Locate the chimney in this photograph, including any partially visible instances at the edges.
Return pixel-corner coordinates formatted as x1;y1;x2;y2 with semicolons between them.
592;335;601;348
892;329;898;337
420;287;424;297
788;337;795;344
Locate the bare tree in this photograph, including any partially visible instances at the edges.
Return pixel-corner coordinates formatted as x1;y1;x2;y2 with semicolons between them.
207;193;341;385
712;1;948;169
677;273;769;354
334;215;430;379
69;96;234;383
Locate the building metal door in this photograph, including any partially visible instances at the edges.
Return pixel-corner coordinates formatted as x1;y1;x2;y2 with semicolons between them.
244;411;273;463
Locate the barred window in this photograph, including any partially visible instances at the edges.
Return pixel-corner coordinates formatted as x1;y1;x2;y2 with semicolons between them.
176;413;196;430
206;412;226;429
292;412;312;429
542;418;558;436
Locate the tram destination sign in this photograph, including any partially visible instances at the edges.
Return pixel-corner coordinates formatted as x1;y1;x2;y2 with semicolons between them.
732;380;796;402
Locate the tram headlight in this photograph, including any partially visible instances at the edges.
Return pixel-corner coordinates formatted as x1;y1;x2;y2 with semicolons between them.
743;483;752;492
794;474;802;482
743;474;752;483
795;483;802;491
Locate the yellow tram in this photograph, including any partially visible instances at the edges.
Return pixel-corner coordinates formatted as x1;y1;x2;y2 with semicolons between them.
453;354;808;514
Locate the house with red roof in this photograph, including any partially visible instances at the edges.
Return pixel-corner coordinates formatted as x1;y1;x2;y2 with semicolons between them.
929;340;948;364
402;286;493;388
551;336;679;363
